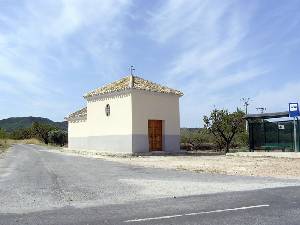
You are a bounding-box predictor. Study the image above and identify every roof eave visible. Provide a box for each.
[83,88,184,100]
[84,88,184,99]
[65,116,87,122]
[84,88,132,100]
[245,111,290,120]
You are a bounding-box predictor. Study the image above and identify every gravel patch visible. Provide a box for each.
[54,148,300,179]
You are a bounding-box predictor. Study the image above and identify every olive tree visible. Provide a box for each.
[31,122,55,144]
[203,109,245,153]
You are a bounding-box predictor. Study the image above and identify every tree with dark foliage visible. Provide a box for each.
[48,130,68,147]
[10,127,32,140]
[31,122,55,144]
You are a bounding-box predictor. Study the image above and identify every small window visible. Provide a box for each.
[105,104,110,116]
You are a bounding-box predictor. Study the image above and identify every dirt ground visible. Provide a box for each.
[53,148,300,179]
[103,155,300,179]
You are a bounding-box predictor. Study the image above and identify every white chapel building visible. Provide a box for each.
[66,75,183,153]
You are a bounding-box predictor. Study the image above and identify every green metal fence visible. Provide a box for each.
[249,120,299,151]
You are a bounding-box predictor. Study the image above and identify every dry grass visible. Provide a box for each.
[0,139,10,154]
[0,138,43,154]
[17,138,43,145]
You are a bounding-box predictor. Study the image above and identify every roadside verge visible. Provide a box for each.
[46,147,300,180]
[227,152,300,159]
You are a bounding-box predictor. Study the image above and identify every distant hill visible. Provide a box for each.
[180,128,203,133]
[0,117,67,132]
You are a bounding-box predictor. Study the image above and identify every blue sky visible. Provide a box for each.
[0,0,300,127]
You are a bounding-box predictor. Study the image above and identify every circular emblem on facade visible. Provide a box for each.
[105,104,110,116]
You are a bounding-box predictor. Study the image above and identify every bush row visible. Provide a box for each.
[0,122,67,147]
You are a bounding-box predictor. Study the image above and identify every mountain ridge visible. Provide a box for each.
[0,117,67,132]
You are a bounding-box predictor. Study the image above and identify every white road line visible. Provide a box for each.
[124,204,270,223]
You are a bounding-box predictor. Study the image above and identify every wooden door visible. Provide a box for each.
[148,120,163,151]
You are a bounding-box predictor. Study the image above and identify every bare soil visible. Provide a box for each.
[104,155,300,179]
[55,148,300,179]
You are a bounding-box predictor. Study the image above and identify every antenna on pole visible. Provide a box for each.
[241,97,250,132]
[130,65,135,76]
[256,107,266,114]
[241,97,250,114]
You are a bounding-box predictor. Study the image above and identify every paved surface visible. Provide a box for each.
[0,144,300,224]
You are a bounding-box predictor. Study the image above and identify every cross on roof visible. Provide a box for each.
[130,65,135,75]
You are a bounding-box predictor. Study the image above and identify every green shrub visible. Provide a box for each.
[8,122,65,145]
[0,128,8,139]
[233,131,248,148]
[181,129,215,150]
[10,128,32,140]
[48,130,68,146]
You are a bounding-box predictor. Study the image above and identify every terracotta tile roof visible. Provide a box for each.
[65,107,87,121]
[84,75,183,98]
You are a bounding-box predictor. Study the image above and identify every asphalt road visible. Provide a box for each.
[0,144,300,225]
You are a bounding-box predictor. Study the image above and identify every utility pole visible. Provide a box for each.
[294,117,298,152]
[241,98,250,114]
[241,98,250,132]
[289,103,299,152]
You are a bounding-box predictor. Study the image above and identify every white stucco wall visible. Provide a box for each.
[87,92,132,136]
[131,90,180,153]
[69,92,133,153]
[68,120,88,149]
[68,90,181,153]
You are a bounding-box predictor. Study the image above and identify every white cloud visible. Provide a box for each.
[1,0,299,125]
[145,0,282,126]
[0,0,132,120]
[195,67,269,94]
[252,82,300,113]
[147,0,233,44]
[150,0,258,80]
[0,0,131,71]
